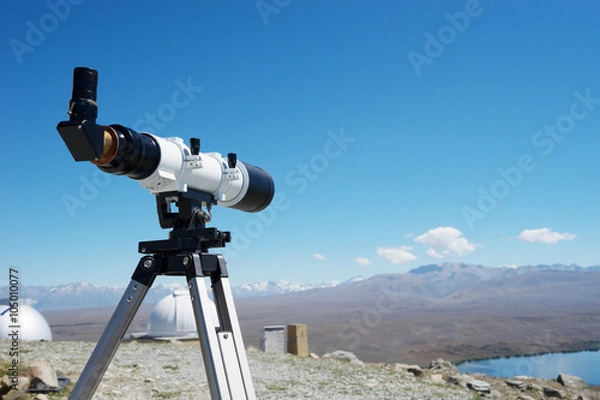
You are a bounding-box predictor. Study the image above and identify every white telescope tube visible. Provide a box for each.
[137,135,272,212]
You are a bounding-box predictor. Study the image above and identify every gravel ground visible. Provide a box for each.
[2,340,596,399]
[2,340,475,399]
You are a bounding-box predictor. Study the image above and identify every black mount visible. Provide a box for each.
[132,189,232,288]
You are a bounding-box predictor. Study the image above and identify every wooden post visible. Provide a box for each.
[287,324,308,357]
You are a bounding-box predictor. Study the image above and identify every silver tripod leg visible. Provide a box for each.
[186,253,256,400]
[69,251,255,400]
[69,278,149,400]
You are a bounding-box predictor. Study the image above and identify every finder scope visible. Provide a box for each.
[57,67,274,213]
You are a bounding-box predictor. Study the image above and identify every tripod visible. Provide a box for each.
[69,190,256,400]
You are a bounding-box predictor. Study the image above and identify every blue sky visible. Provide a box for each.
[1,1,599,287]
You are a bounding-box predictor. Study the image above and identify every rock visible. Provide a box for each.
[447,374,471,388]
[429,358,450,369]
[429,358,457,373]
[321,350,364,366]
[557,373,588,388]
[0,375,30,400]
[393,363,410,371]
[526,382,542,391]
[1,374,12,393]
[505,379,526,390]
[515,375,533,380]
[517,395,536,400]
[33,394,49,400]
[309,353,319,359]
[467,379,491,393]
[404,365,424,377]
[395,362,436,378]
[429,374,445,384]
[543,386,566,398]
[25,360,59,390]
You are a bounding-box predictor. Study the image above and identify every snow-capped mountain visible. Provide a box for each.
[0,277,364,311]
[232,276,364,298]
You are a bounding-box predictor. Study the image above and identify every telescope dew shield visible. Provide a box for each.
[229,161,274,212]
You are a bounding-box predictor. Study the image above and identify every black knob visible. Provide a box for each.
[227,153,237,168]
[190,138,200,155]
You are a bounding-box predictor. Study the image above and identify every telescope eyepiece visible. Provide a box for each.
[69,67,99,123]
[72,67,98,101]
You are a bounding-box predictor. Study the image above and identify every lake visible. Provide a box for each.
[456,351,600,385]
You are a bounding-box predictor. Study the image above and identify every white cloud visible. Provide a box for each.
[313,253,327,260]
[414,226,481,258]
[355,257,373,266]
[517,228,576,244]
[376,246,417,264]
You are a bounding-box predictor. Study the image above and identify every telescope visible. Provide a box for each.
[56,67,271,399]
[57,67,274,213]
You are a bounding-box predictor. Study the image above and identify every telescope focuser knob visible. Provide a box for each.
[227,153,237,168]
[190,138,200,155]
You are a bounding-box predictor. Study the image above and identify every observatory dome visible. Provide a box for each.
[147,290,217,338]
[0,304,53,341]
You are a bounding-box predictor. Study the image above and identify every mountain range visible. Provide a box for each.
[0,276,364,311]
[2,263,598,311]
[234,263,600,365]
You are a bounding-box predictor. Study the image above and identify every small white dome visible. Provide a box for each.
[0,304,52,341]
[147,290,218,338]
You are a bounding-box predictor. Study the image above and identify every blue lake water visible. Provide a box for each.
[456,351,600,385]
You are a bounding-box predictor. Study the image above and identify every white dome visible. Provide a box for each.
[0,304,52,341]
[147,290,218,338]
